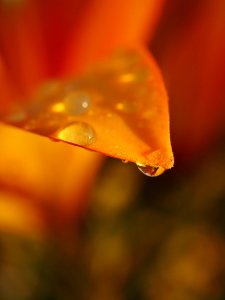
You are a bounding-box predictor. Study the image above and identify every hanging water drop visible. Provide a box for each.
[57,122,96,146]
[64,91,91,115]
[136,163,165,177]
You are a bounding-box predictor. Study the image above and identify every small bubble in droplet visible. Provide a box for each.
[64,91,91,115]
[122,159,128,164]
[136,163,165,177]
[57,122,96,146]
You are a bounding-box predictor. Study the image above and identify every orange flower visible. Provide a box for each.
[0,0,173,236]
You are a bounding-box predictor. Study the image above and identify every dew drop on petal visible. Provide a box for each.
[64,91,91,115]
[136,163,165,177]
[57,122,96,146]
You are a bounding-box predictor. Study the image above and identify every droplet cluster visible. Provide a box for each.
[4,80,97,147]
[2,50,165,176]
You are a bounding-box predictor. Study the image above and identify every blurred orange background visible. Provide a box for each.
[0,1,225,299]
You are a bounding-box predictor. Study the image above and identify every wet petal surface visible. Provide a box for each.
[2,48,174,171]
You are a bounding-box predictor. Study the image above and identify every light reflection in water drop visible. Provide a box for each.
[57,122,96,146]
[64,91,91,115]
[136,163,165,177]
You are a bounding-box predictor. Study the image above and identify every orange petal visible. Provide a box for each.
[63,0,165,74]
[33,0,81,75]
[2,46,174,173]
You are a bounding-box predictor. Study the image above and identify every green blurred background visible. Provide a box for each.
[1,137,225,300]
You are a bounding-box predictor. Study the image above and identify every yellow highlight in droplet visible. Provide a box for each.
[51,102,65,113]
[57,122,96,146]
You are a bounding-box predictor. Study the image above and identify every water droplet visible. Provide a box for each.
[136,163,165,177]
[64,91,91,115]
[57,122,96,146]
